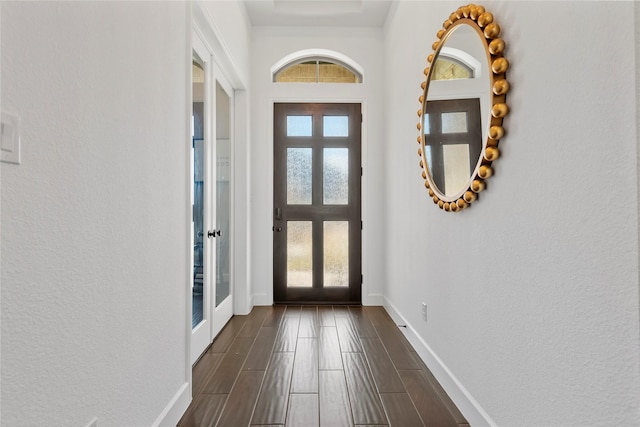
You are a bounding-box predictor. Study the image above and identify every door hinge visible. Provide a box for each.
[361,167,363,177]
[361,114,363,123]
[361,221,363,230]
[360,274,363,284]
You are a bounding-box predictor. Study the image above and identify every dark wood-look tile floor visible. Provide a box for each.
[178,305,468,427]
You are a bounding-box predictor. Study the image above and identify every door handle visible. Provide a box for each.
[275,208,282,221]
[272,226,282,232]
[207,230,220,238]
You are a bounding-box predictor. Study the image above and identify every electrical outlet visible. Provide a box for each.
[421,302,427,322]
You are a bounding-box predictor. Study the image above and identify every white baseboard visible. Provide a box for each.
[383,298,497,427]
[364,293,384,306]
[252,293,272,306]
[152,382,191,427]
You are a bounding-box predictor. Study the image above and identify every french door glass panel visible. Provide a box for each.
[215,81,231,307]
[192,58,205,329]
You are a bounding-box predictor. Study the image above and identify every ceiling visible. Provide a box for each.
[242,0,393,27]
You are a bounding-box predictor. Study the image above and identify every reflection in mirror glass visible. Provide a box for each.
[424,99,482,197]
[425,145,433,173]
[423,113,430,134]
[433,58,473,80]
[442,112,468,134]
[423,22,490,199]
[443,144,471,195]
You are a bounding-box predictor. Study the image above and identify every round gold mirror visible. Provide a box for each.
[417,4,509,212]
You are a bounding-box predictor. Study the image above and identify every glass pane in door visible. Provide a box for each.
[216,82,231,307]
[287,221,313,287]
[287,148,313,205]
[324,221,349,287]
[192,59,205,328]
[323,148,348,205]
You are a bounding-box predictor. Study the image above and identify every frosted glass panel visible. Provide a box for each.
[287,116,312,136]
[443,144,470,196]
[442,112,467,133]
[287,148,312,204]
[323,148,348,205]
[324,222,349,287]
[323,116,349,137]
[287,222,313,288]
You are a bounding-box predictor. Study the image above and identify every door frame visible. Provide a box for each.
[188,1,247,371]
[190,34,236,365]
[272,102,362,304]
[268,98,370,306]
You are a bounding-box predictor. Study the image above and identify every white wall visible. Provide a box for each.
[249,26,386,305]
[1,2,191,426]
[383,1,640,426]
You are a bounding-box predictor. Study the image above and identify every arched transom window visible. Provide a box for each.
[272,49,364,84]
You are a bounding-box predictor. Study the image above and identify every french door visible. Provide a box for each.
[190,33,233,365]
[273,103,362,304]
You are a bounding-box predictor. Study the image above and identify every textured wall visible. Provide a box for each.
[1,2,189,425]
[383,1,640,425]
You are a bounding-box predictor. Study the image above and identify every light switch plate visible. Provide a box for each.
[1,111,21,165]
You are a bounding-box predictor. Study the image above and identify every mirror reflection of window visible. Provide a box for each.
[433,57,474,80]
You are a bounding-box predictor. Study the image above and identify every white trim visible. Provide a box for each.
[151,382,191,427]
[383,297,498,427]
[253,293,272,307]
[270,48,365,83]
[193,0,246,89]
[184,0,194,406]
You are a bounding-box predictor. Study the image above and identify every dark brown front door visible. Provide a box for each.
[273,103,362,304]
